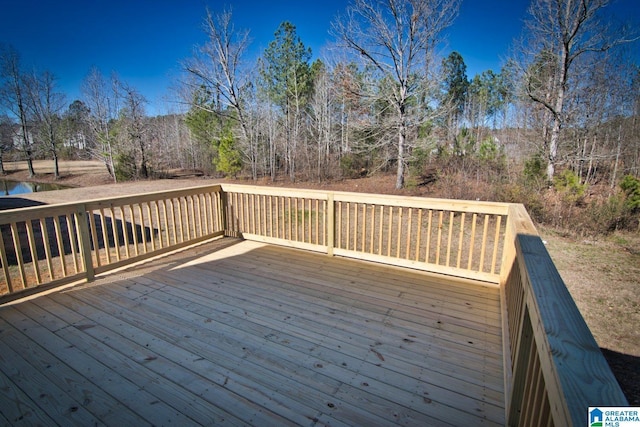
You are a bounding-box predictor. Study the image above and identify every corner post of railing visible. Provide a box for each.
[327,192,335,256]
[500,205,517,288]
[74,204,95,282]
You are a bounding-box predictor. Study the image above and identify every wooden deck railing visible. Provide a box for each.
[0,185,225,299]
[500,204,628,426]
[0,183,628,425]
[224,184,509,283]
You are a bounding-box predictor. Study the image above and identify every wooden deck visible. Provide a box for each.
[0,238,505,426]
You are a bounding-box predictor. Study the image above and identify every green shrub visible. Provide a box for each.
[553,169,586,203]
[339,153,369,178]
[620,174,640,211]
[114,152,137,182]
[214,129,242,178]
[496,182,546,223]
[523,153,546,189]
[584,195,628,234]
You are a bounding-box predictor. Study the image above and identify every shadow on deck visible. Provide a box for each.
[0,238,505,426]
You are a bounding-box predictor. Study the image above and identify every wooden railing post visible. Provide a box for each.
[75,204,95,282]
[327,192,335,256]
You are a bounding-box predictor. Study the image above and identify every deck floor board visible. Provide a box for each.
[0,238,505,426]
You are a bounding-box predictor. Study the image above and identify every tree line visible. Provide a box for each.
[1,0,639,232]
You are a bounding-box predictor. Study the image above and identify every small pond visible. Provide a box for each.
[0,180,69,196]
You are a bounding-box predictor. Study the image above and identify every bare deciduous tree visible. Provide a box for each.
[81,67,119,181]
[0,44,35,177]
[519,0,638,182]
[183,7,256,178]
[118,82,149,178]
[25,70,66,179]
[0,114,12,174]
[332,0,461,188]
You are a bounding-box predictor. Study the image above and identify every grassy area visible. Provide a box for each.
[541,227,640,356]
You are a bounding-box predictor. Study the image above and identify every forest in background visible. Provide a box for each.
[1,0,639,235]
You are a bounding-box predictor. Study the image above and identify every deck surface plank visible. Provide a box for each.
[0,238,505,426]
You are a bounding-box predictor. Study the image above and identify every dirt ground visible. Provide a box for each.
[3,159,639,405]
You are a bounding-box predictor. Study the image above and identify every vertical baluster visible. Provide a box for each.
[252,193,257,235]
[241,192,246,233]
[10,223,26,288]
[168,199,178,245]
[109,207,121,261]
[396,207,403,258]
[287,197,292,240]
[425,210,433,263]
[215,191,222,232]
[295,198,300,242]
[269,196,274,238]
[322,199,326,246]
[344,202,349,249]
[147,202,157,250]
[405,208,412,259]
[308,199,313,243]
[369,204,375,254]
[189,196,196,240]
[137,204,148,253]
[315,199,319,245]
[0,231,13,293]
[155,201,163,246]
[263,195,268,237]
[446,211,454,266]
[39,218,54,280]
[435,211,443,264]
[491,215,502,274]
[88,209,100,266]
[195,196,203,238]
[415,209,423,261]
[378,205,384,255]
[387,206,393,257]
[177,197,186,243]
[201,195,209,236]
[479,214,490,272]
[99,209,111,263]
[361,203,366,252]
[65,214,80,273]
[25,220,41,284]
[337,201,342,249]
[457,213,466,269]
[295,197,304,242]
[275,196,281,239]
[352,202,357,251]
[120,206,131,258]
[467,213,477,270]
[53,216,67,276]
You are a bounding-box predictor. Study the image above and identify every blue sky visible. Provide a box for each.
[1,0,638,115]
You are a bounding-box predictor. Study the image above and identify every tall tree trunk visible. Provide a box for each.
[396,120,406,189]
[611,123,623,189]
[53,152,59,179]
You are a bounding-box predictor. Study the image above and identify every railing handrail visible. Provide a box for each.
[501,205,628,426]
[221,183,512,214]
